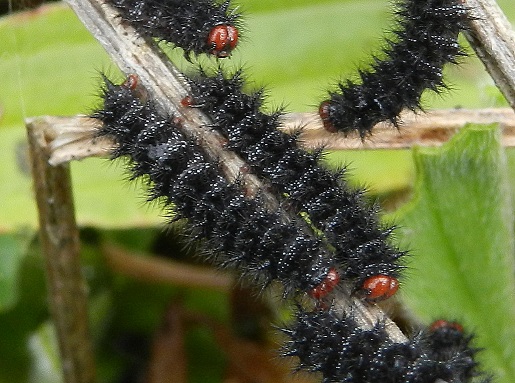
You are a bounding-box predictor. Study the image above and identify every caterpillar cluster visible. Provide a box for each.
[184,69,405,300]
[91,0,490,381]
[93,75,488,383]
[106,0,240,58]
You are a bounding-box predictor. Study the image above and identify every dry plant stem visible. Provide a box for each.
[463,0,515,110]
[44,115,111,165]
[286,108,515,149]
[45,108,515,164]
[102,243,233,292]
[26,117,96,383]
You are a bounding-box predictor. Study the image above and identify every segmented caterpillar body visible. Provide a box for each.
[318,0,469,137]
[283,309,488,383]
[94,79,335,295]
[106,0,241,57]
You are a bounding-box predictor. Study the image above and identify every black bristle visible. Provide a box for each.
[281,306,488,383]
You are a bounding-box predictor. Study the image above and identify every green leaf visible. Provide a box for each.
[392,124,515,381]
[0,236,54,383]
[0,231,33,312]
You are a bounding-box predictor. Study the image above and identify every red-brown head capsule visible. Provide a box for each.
[308,268,340,300]
[207,24,239,58]
[361,275,399,302]
[181,95,194,107]
[429,320,464,333]
[319,100,337,133]
[122,74,139,90]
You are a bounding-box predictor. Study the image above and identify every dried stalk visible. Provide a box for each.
[26,117,96,383]
[102,244,233,292]
[463,0,515,110]
[42,108,515,165]
[288,108,515,149]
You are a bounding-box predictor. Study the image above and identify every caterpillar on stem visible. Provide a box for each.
[184,68,405,298]
[84,0,492,380]
[94,75,489,383]
[318,0,470,137]
[106,0,241,58]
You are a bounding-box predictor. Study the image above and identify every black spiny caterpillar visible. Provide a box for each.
[282,308,489,383]
[106,0,240,57]
[93,75,489,383]
[318,0,470,137]
[94,78,336,295]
